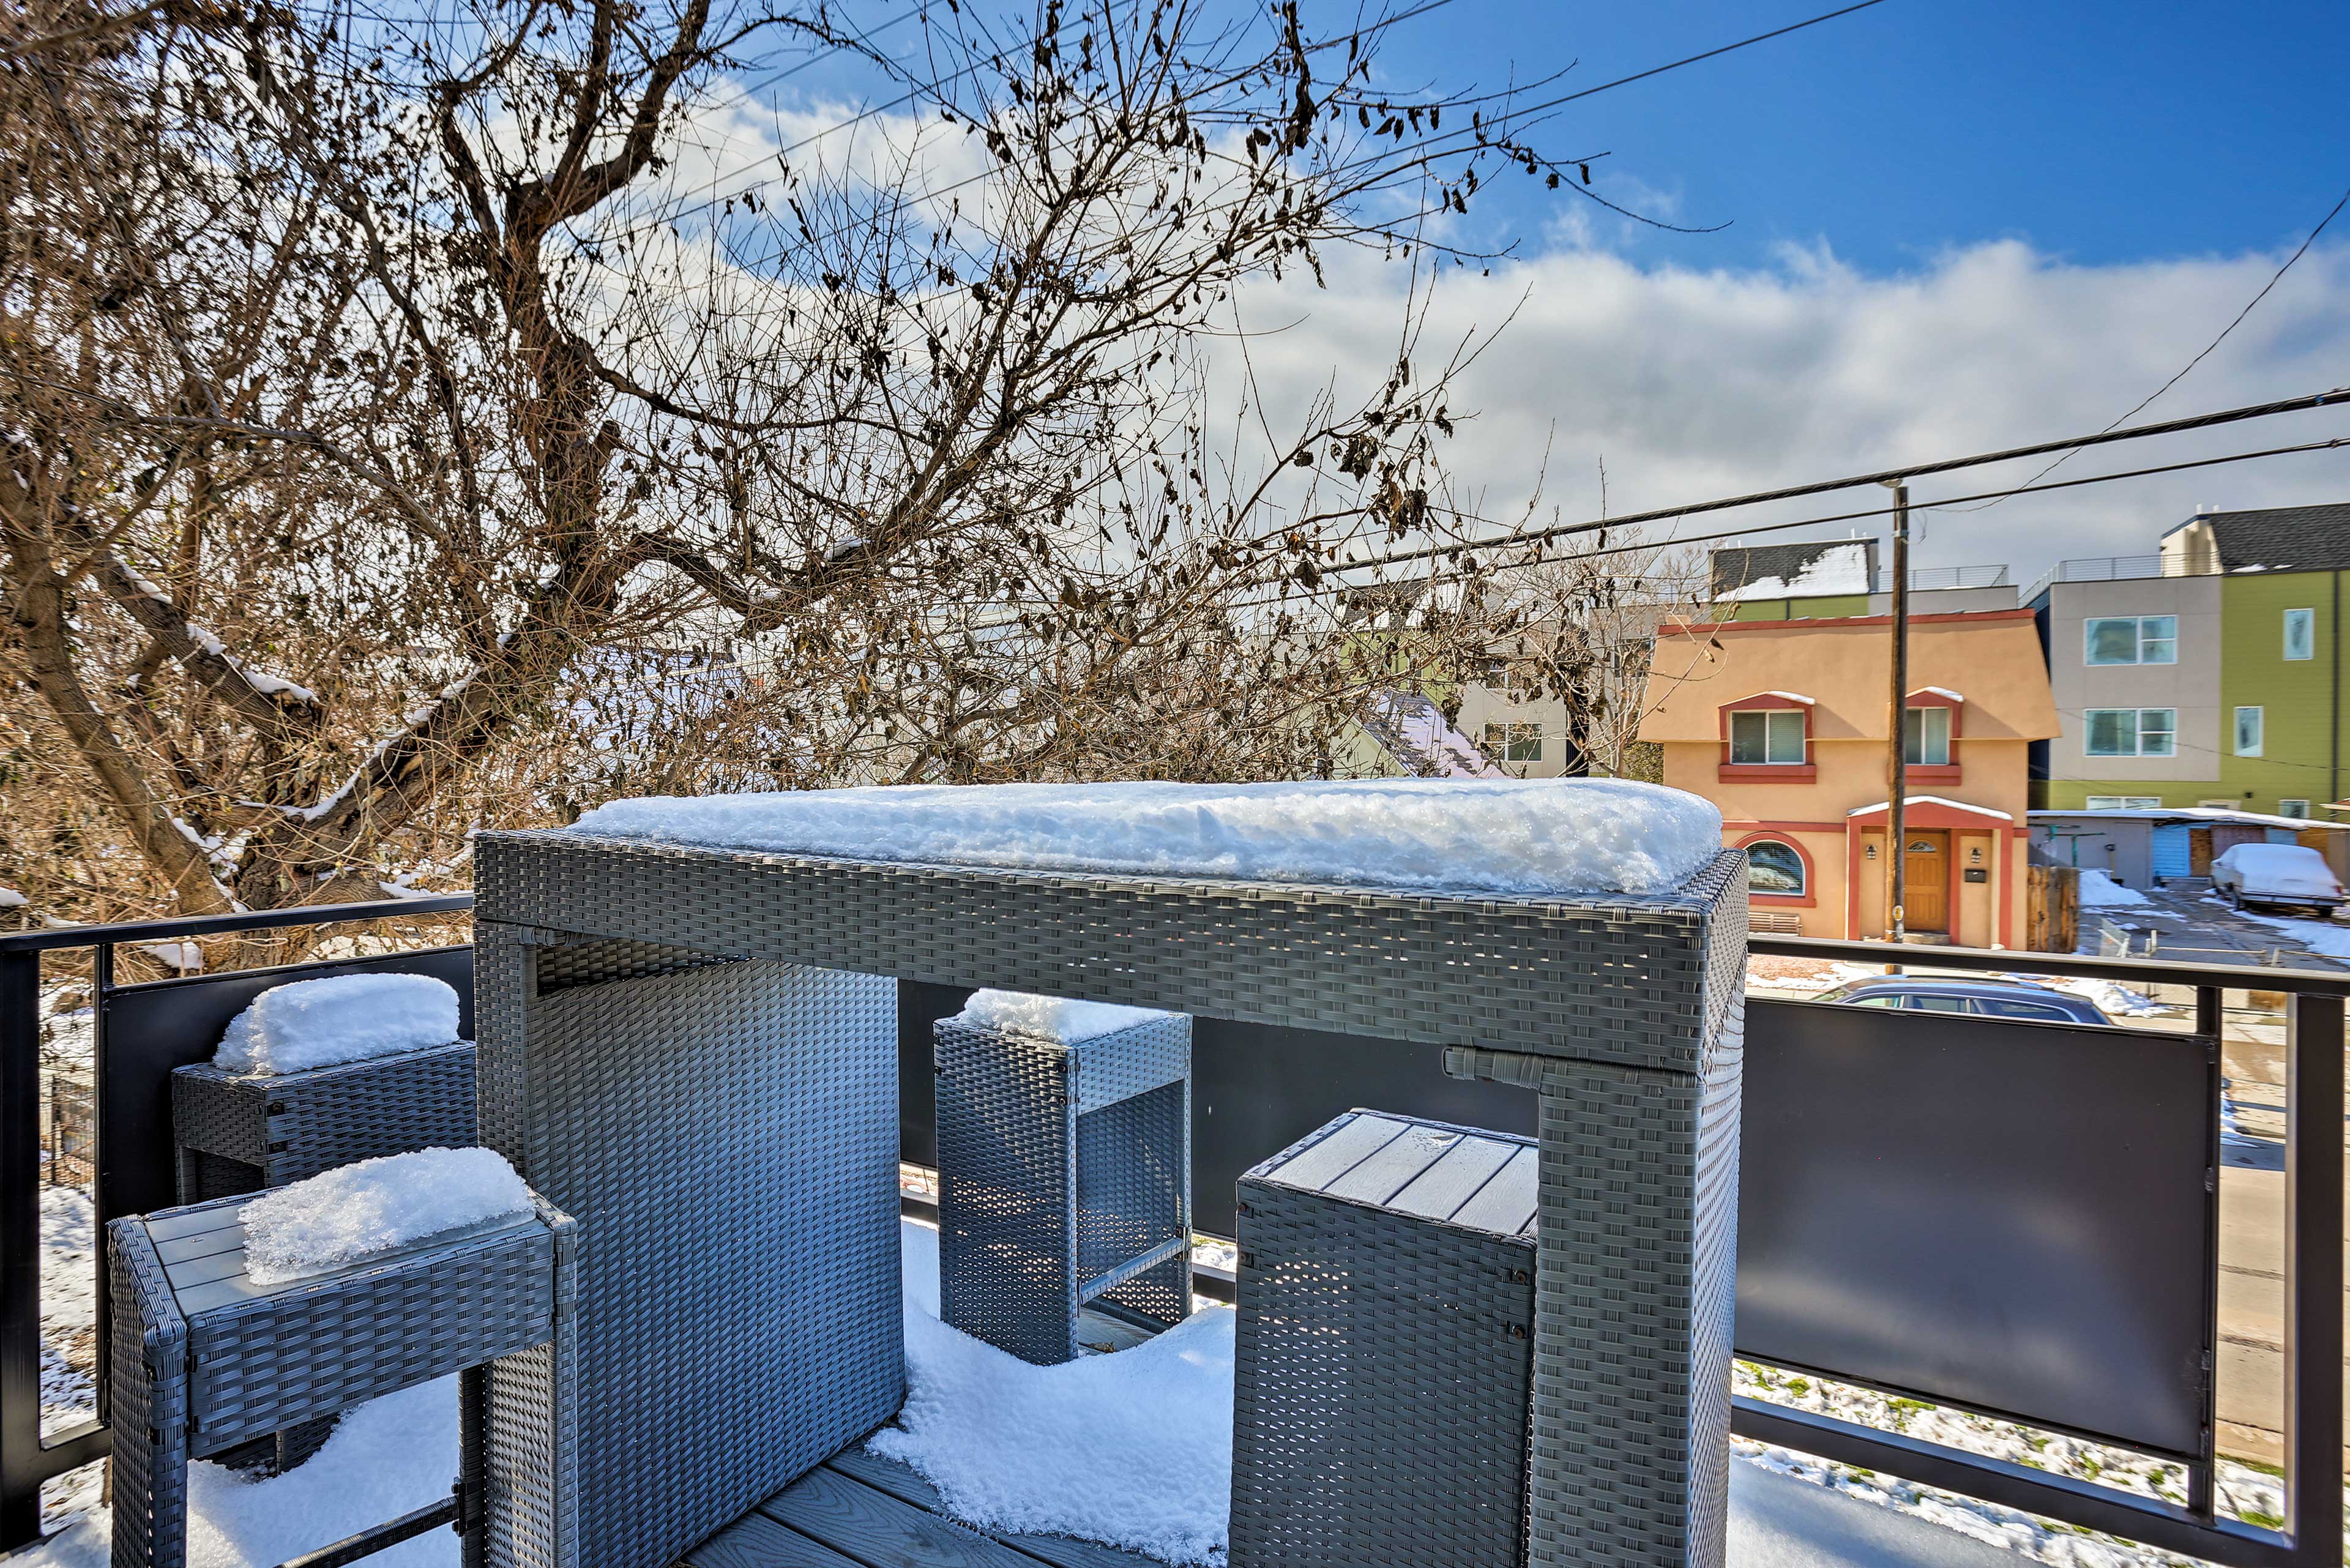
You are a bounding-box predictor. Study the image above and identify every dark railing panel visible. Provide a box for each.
[893,982,1534,1238]
[1737,996,2217,1460]
[100,947,476,1231]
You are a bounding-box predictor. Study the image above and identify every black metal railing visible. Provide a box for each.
[4,901,2343,1568]
[0,897,472,1548]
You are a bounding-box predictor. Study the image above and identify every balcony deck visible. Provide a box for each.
[682,1437,2034,1568]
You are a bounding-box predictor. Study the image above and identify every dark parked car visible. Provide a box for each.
[1808,976,2114,1026]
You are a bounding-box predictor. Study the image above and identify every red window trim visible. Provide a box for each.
[1718,692,1813,781]
[1733,831,1816,906]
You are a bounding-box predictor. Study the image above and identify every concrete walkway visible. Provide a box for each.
[1733,1463,2028,1567]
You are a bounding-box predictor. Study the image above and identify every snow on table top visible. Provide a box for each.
[953,989,1178,1043]
[241,1148,532,1285]
[567,778,1725,898]
[214,974,461,1075]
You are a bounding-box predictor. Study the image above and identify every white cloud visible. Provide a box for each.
[1226,236,2350,583]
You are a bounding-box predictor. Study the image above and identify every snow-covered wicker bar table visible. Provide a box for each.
[471,778,1747,1568]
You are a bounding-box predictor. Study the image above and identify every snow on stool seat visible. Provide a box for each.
[108,1147,576,1568]
[936,990,1192,1365]
[172,974,478,1203]
[1229,1110,1541,1568]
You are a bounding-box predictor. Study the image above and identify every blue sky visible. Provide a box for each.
[747,1,2350,573]
[1399,0,2349,274]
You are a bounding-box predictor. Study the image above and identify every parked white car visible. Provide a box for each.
[2210,843,2346,915]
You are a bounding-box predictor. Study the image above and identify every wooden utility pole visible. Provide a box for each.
[1882,481,1911,941]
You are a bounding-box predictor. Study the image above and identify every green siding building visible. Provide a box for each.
[2029,504,2350,818]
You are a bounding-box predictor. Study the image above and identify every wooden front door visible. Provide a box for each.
[1903,829,1949,933]
[2189,828,2214,876]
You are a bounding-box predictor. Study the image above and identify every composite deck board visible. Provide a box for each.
[681,1510,866,1568]
[759,1464,1051,1568]
[821,1447,1151,1568]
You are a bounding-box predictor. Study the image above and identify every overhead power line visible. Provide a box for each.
[1316,383,2350,577]
[951,428,2350,630]
[1950,178,2350,512]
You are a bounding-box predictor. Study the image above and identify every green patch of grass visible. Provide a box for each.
[2234,1507,2284,1530]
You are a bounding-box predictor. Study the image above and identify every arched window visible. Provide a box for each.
[1745,840,1807,897]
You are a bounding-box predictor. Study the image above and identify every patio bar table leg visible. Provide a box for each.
[1446,995,1744,1568]
[474,921,899,1568]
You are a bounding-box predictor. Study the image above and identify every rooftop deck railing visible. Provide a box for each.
[2023,553,2209,605]
[4,898,2343,1568]
[1871,564,2013,593]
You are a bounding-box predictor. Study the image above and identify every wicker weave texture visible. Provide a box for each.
[171,1040,479,1201]
[108,1192,576,1568]
[1230,1111,1537,1568]
[936,1012,1190,1365]
[476,836,1744,1073]
[476,928,903,1568]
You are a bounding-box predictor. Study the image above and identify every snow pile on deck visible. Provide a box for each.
[214,974,461,1075]
[875,1222,1234,1566]
[570,777,1724,897]
[241,1148,531,1284]
[954,989,1179,1043]
[2075,869,2149,909]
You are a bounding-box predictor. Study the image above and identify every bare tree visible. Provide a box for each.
[2,0,1602,920]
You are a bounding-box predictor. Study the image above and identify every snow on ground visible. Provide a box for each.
[569,778,1725,897]
[1734,1364,2303,1568]
[214,974,462,1075]
[2232,908,2350,961]
[952,990,1179,1043]
[876,1222,1234,1565]
[1744,957,1879,995]
[2076,870,2149,909]
[241,1149,532,1283]
[40,1187,96,1432]
[23,1209,2325,1568]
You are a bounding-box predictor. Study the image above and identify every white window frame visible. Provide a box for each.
[1904,705,1953,766]
[2086,795,2162,809]
[2084,707,2177,758]
[2278,799,2311,819]
[1729,708,1806,765]
[2084,614,2178,666]
[2235,706,2264,758]
[1482,720,1542,763]
[2285,608,2316,662]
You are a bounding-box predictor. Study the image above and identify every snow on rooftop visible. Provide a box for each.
[2031,806,2349,831]
[1846,796,2013,822]
[1758,690,1815,705]
[214,974,462,1075]
[1914,687,1964,703]
[241,1148,532,1285]
[953,990,1178,1043]
[1714,543,1874,602]
[567,778,1726,898]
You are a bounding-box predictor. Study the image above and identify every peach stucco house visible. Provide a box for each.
[1638,608,2062,946]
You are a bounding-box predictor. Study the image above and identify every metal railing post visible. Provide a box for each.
[1,950,43,1548]
[2285,993,2343,1566]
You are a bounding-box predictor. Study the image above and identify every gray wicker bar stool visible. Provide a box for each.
[936,1000,1192,1365]
[1229,1109,1540,1568]
[108,1189,577,1568]
[172,1040,478,1204]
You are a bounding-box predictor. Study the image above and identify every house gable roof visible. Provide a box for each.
[2175,503,2350,573]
